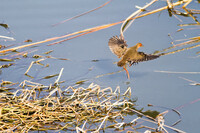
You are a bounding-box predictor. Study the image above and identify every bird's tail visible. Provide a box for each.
[117,59,126,67]
[146,54,160,61]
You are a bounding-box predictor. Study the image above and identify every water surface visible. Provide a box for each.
[0,0,200,132]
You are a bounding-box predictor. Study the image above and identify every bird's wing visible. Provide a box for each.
[108,36,128,58]
[128,52,160,66]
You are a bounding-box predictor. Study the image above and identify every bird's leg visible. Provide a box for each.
[123,66,130,79]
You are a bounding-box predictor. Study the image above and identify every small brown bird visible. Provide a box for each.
[108,35,159,79]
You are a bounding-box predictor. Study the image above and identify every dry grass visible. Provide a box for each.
[0,69,186,133]
[0,0,197,54]
[0,80,132,132]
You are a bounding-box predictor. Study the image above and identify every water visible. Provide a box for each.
[0,0,200,132]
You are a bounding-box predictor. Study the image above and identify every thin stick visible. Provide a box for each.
[159,43,200,56]
[154,70,200,74]
[123,87,131,96]
[182,0,192,8]
[0,0,188,53]
[182,7,200,24]
[141,117,186,133]
[134,1,185,19]
[167,0,172,9]
[48,28,96,46]
[94,116,109,132]
[24,61,34,75]
[95,69,123,79]
[0,35,15,41]
[120,0,158,36]
[54,68,64,85]
[52,0,112,26]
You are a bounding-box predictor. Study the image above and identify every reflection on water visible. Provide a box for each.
[0,0,200,132]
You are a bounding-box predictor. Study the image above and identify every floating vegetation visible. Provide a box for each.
[0,45,6,49]
[0,74,185,132]
[24,39,33,42]
[0,58,14,62]
[154,70,200,74]
[32,54,42,59]
[42,74,59,79]
[22,53,28,58]
[0,80,13,86]
[0,23,9,29]
[75,80,87,85]
[0,63,14,68]
[46,55,69,60]
[91,59,99,62]
[43,50,53,55]
[0,35,15,41]
[179,77,200,86]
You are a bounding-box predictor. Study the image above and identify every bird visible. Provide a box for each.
[108,35,160,79]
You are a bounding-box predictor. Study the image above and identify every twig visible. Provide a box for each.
[120,0,158,37]
[24,61,34,75]
[179,77,200,85]
[154,70,200,74]
[182,7,200,24]
[158,43,200,56]
[95,69,123,79]
[167,0,173,9]
[0,35,15,41]
[52,0,112,26]
[140,117,186,133]
[182,0,192,8]
[93,116,109,133]
[0,0,190,53]
[123,87,131,97]
[54,68,64,85]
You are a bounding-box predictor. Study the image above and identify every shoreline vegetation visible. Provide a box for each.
[0,68,185,132]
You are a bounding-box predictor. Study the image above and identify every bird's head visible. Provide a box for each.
[136,43,144,48]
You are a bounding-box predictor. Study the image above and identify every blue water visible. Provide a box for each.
[0,0,200,132]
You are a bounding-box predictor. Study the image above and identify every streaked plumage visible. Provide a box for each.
[108,35,159,79]
[108,36,128,58]
[108,36,159,67]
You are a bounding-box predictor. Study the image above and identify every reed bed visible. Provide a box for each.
[0,80,133,132]
[0,69,185,133]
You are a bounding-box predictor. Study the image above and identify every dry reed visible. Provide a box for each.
[0,0,195,53]
[0,69,185,132]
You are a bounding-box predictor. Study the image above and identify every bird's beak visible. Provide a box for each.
[139,43,144,47]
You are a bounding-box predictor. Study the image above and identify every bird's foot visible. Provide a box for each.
[123,66,130,79]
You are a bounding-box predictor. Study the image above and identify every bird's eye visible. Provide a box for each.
[121,45,124,48]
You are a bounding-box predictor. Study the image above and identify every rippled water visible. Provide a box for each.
[1,0,200,132]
